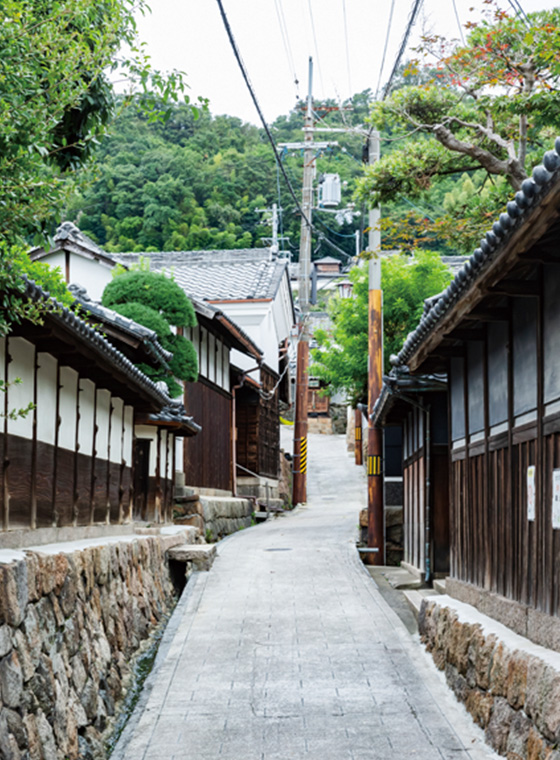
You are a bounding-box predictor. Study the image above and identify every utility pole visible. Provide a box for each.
[292,57,314,506]
[366,130,384,565]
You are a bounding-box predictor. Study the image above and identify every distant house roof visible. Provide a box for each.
[314,256,341,266]
[110,250,289,302]
[30,222,119,268]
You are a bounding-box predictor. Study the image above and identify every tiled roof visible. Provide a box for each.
[396,140,560,368]
[22,278,200,435]
[110,250,288,302]
[69,284,172,369]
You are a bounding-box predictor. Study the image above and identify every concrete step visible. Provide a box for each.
[403,589,434,620]
[433,578,447,595]
[168,543,217,571]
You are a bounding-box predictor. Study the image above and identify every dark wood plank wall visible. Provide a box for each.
[403,403,450,577]
[183,378,232,491]
[449,269,560,613]
[0,336,168,531]
[258,367,280,478]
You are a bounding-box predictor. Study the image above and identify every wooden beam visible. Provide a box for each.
[466,308,510,323]
[445,328,486,342]
[489,280,539,297]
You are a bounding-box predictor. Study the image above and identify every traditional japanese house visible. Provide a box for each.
[112,249,296,492]
[372,368,449,579]
[388,140,560,642]
[1,279,199,536]
[181,298,263,493]
[31,225,267,495]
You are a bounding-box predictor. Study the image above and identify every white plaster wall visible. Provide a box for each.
[58,367,78,451]
[216,339,223,389]
[123,406,134,466]
[110,397,124,464]
[69,257,113,301]
[175,436,184,476]
[135,425,158,476]
[77,379,96,455]
[222,344,230,392]
[200,328,208,379]
[208,333,216,384]
[36,353,57,446]
[167,434,173,481]
[40,252,66,279]
[7,337,35,439]
[96,389,111,460]
[160,430,168,481]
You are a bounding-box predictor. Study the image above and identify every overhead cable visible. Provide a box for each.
[506,0,529,24]
[273,0,300,97]
[451,0,465,45]
[215,0,312,230]
[216,0,350,264]
[306,0,325,96]
[375,0,396,99]
[342,0,353,97]
[382,0,424,100]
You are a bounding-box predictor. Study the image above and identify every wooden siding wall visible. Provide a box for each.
[0,336,138,531]
[402,397,450,577]
[236,367,280,479]
[183,379,232,491]
[449,266,560,613]
[258,367,280,479]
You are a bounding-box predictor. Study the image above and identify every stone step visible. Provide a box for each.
[168,543,217,571]
[403,589,434,620]
[433,578,446,595]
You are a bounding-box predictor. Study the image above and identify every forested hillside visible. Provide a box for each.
[66,93,372,258]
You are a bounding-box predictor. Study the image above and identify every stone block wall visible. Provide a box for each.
[0,532,187,759]
[419,595,560,760]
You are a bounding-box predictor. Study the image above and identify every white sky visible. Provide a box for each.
[132,0,560,125]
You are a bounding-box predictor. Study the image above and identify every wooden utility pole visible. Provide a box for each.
[366,130,384,565]
[354,409,363,465]
[292,57,314,506]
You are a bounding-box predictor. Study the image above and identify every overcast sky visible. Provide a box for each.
[131,0,560,125]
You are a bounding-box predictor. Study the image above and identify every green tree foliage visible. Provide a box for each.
[310,252,452,406]
[66,92,373,257]
[0,0,198,246]
[0,243,73,335]
[356,5,560,254]
[102,270,198,396]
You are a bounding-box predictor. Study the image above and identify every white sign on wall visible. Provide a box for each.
[552,469,560,530]
[527,465,536,522]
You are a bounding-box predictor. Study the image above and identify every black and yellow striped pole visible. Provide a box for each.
[355,409,363,466]
[292,337,309,505]
[367,255,384,565]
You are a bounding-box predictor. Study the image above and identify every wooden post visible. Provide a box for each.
[367,258,384,565]
[292,338,309,506]
[354,408,363,465]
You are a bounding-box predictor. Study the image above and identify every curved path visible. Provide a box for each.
[113,433,497,760]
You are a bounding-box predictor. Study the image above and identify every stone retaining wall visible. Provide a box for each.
[419,595,560,760]
[0,532,189,759]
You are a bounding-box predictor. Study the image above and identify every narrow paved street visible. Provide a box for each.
[114,433,497,760]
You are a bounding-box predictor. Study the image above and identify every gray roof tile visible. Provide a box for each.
[110,250,288,302]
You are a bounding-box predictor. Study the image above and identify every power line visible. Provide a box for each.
[306,0,325,96]
[506,0,529,24]
[382,0,424,100]
[375,0,396,100]
[215,0,351,265]
[273,0,300,98]
[451,0,465,45]
[341,0,352,97]
[215,0,311,231]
